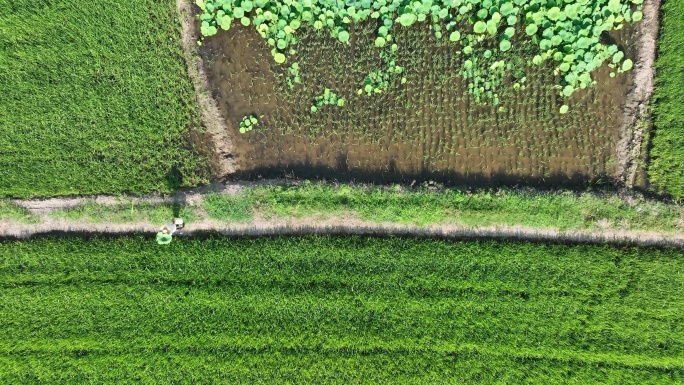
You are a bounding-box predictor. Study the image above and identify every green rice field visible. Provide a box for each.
[649,0,684,199]
[0,0,211,198]
[0,236,682,383]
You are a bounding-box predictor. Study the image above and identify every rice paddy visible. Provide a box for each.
[0,235,682,383]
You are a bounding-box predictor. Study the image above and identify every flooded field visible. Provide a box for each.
[200,21,634,187]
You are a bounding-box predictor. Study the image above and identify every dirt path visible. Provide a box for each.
[615,0,661,187]
[3,181,684,248]
[4,212,684,248]
[177,0,236,178]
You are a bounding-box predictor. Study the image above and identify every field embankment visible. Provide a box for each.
[648,0,684,198]
[0,0,212,198]
[0,236,682,383]
[2,182,684,247]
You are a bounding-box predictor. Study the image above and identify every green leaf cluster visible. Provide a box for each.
[312,88,345,112]
[239,114,259,134]
[197,0,643,106]
[358,44,403,96]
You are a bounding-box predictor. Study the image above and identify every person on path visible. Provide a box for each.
[156,218,184,244]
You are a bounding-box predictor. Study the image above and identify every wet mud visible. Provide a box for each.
[200,21,634,188]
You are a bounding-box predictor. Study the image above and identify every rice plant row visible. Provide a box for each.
[0,235,682,382]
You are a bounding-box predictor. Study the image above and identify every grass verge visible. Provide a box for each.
[0,0,211,198]
[0,235,681,383]
[0,201,40,224]
[49,201,198,225]
[648,0,684,198]
[202,184,684,231]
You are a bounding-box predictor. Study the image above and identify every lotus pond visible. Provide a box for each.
[194,0,644,186]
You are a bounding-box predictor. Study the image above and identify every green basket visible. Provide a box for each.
[156,232,172,245]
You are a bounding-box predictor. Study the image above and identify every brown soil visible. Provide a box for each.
[615,0,661,188]
[177,0,236,177]
[199,21,635,188]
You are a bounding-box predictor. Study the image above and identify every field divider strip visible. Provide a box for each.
[615,0,661,187]
[4,180,684,246]
[2,219,684,248]
[177,0,236,177]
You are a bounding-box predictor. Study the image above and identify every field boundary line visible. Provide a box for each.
[4,180,683,247]
[3,216,684,248]
[177,0,236,177]
[615,0,661,187]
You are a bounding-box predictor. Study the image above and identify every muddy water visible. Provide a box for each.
[200,22,634,187]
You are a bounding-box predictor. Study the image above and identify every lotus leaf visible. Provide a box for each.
[562,85,574,97]
[220,15,232,30]
[397,13,417,26]
[274,52,286,63]
[547,7,561,21]
[338,30,350,42]
[500,2,514,16]
[607,0,621,13]
[539,39,552,50]
[612,51,624,63]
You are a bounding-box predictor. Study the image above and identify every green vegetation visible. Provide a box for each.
[10,183,683,232]
[202,184,684,231]
[312,88,345,113]
[0,201,39,224]
[0,0,211,198]
[649,0,684,199]
[209,15,628,181]
[198,0,641,107]
[49,201,197,225]
[239,114,260,133]
[0,236,682,382]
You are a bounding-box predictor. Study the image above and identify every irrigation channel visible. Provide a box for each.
[3,180,684,248]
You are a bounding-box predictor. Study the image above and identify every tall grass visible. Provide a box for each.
[202,184,684,231]
[49,201,197,225]
[0,201,39,224]
[0,0,211,198]
[0,236,682,382]
[649,0,684,199]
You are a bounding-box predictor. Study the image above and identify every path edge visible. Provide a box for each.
[2,220,684,248]
[615,0,661,187]
[177,0,237,178]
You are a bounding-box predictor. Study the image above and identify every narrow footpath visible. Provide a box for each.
[3,181,684,248]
